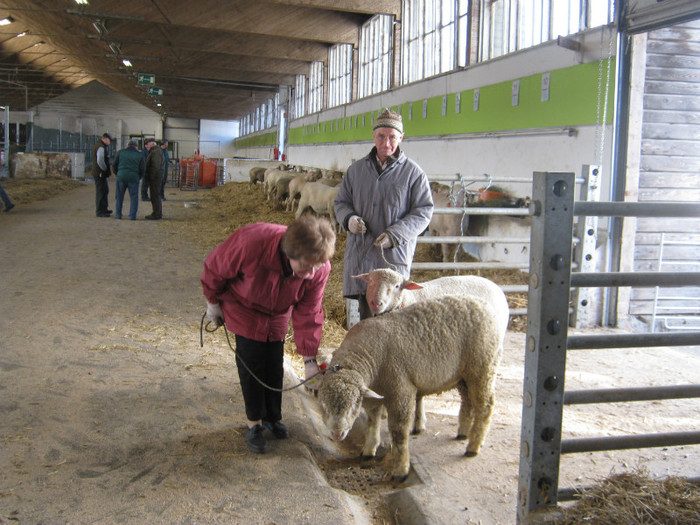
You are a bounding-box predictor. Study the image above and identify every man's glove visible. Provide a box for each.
[206,302,224,326]
[348,215,367,235]
[374,232,393,249]
[303,358,322,393]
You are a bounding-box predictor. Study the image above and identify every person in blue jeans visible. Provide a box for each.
[0,179,15,212]
[112,139,145,220]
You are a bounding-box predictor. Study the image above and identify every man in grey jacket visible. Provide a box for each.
[334,108,434,320]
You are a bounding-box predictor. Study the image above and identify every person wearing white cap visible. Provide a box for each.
[334,108,434,320]
[91,132,114,217]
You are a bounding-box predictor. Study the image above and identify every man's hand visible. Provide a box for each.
[348,215,367,235]
[374,232,392,249]
[205,302,224,326]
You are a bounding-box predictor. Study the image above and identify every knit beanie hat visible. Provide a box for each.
[373,108,403,134]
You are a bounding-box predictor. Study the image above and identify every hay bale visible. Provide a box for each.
[557,469,700,525]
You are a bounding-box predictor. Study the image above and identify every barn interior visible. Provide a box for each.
[1,1,699,524]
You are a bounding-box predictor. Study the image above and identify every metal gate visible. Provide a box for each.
[516,171,700,523]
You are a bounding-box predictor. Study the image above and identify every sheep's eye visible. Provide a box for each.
[394,284,400,289]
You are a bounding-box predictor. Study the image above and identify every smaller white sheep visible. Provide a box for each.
[295,182,341,231]
[354,268,509,337]
[318,295,502,481]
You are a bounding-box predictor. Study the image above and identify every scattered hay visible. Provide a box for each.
[557,469,700,525]
[1,177,85,204]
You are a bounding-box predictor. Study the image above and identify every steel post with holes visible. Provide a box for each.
[517,172,575,523]
[571,165,601,327]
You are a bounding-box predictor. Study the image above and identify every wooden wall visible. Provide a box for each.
[630,19,700,329]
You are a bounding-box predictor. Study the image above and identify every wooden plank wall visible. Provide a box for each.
[630,19,700,327]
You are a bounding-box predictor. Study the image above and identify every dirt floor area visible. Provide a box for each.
[0,178,698,525]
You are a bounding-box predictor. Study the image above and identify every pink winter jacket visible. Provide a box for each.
[200,222,330,357]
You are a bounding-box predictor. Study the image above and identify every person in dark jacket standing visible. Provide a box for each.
[140,138,154,202]
[201,216,336,454]
[91,133,113,217]
[112,139,145,220]
[144,139,164,220]
[159,139,169,201]
[334,108,433,320]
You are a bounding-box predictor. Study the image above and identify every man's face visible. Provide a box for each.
[372,127,403,161]
[145,141,154,150]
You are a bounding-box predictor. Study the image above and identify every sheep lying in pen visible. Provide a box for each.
[318,294,503,482]
[354,268,509,434]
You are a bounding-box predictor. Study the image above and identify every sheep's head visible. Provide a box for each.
[353,269,423,315]
[318,369,367,441]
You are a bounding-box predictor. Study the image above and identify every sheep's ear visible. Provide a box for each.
[403,281,423,291]
[353,273,370,282]
[362,387,384,400]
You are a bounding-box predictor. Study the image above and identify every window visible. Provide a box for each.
[293,74,307,119]
[358,14,394,99]
[402,0,467,84]
[309,61,324,114]
[479,0,615,62]
[328,44,353,107]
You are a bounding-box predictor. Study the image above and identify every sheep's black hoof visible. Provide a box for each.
[360,454,375,461]
[391,473,409,484]
[411,428,423,435]
[455,434,467,441]
[464,450,478,458]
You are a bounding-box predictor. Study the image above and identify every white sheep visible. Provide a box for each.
[318,295,502,482]
[286,171,321,212]
[271,175,295,210]
[295,182,341,231]
[249,166,266,186]
[353,268,509,434]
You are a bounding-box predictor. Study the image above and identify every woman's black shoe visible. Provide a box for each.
[246,424,268,453]
[262,420,289,439]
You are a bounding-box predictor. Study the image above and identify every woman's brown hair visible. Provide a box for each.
[281,215,336,262]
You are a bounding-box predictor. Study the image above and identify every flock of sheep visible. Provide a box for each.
[248,164,509,482]
[250,165,468,262]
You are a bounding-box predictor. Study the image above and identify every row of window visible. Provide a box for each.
[240,0,614,136]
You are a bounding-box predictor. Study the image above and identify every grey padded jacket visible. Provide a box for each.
[334,147,433,298]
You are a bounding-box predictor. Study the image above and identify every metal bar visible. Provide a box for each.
[411,261,529,270]
[561,431,700,454]
[567,331,700,349]
[517,172,576,522]
[574,201,700,217]
[416,235,530,244]
[427,174,535,184]
[564,384,700,404]
[432,206,531,216]
[571,272,700,288]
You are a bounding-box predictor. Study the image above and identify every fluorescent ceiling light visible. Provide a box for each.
[122,59,132,67]
[75,0,89,5]
[0,17,14,25]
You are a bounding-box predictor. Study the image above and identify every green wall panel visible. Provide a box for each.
[259,58,616,147]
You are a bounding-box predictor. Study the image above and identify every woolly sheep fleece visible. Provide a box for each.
[318,294,502,480]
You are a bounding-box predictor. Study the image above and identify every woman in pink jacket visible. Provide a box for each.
[201,215,336,454]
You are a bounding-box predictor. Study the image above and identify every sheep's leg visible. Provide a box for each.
[464,379,496,457]
[387,399,415,482]
[412,394,426,435]
[456,380,473,440]
[361,403,384,458]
